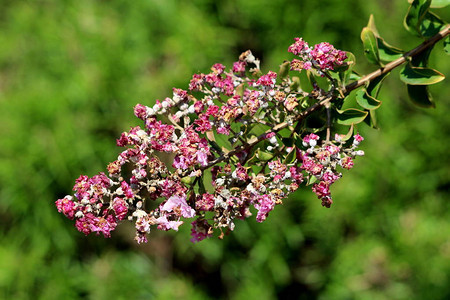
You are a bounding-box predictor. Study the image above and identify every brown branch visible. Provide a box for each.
[200,24,450,171]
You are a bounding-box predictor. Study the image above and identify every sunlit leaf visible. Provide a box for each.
[336,108,368,125]
[420,11,445,38]
[256,149,274,161]
[406,84,435,108]
[400,63,445,85]
[356,89,382,110]
[377,38,404,62]
[360,27,381,65]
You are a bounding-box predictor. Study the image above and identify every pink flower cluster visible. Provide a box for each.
[288,37,347,73]
[56,37,363,244]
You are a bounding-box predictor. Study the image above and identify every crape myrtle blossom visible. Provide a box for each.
[56,37,364,244]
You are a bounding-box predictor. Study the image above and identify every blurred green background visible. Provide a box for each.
[0,0,449,299]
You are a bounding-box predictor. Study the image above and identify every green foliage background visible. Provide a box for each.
[0,0,449,299]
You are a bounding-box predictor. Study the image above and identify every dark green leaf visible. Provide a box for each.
[198,176,206,194]
[367,72,390,98]
[363,109,378,129]
[336,108,368,125]
[281,137,294,147]
[360,27,381,65]
[420,12,445,38]
[406,84,435,108]
[283,148,296,165]
[404,0,431,37]
[400,63,445,85]
[356,89,382,110]
[411,46,433,67]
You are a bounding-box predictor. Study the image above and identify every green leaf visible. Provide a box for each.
[198,176,206,195]
[338,52,356,86]
[360,27,381,65]
[408,0,449,8]
[363,109,378,129]
[366,72,390,98]
[335,124,354,142]
[404,0,431,37]
[356,89,382,110]
[290,76,301,91]
[365,15,404,62]
[420,11,445,38]
[411,46,433,67]
[283,147,296,164]
[336,108,368,125]
[400,63,445,85]
[406,84,435,108]
[278,61,290,81]
[377,38,404,62]
[445,36,450,55]
[256,149,274,161]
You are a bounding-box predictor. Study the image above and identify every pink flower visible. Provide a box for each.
[190,219,213,243]
[90,214,117,238]
[112,197,128,221]
[232,61,246,73]
[312,181,330,199]
[288,37,309,56]
[256,71,277,87]
[134,104,147,120]
[161,195,196,218]
[155,215,184,231]
[55,196,76,219]
[341,156,354,170]
[254,194,275,223]
[196,193,215,211]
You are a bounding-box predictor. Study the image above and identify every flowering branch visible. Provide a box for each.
[56,3,449,244]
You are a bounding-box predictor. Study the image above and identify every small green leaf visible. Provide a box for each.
[278,61,290,80]
[404,0,432,37]
[306,176,318,186]
[198,176,206,194]
[400,63,445,85]
[181,176,195,185]
[378,38,404,62]
[361,27,381,65]
[445,36,450,55]
[406,84,435,108]
[290,76,300,91]
[335,124,354,142]
[256,149,274,161]
[363,109,378,129]
[336,108,368,125]
[420,11,445,38]
[356,89,382,110]
[283,148,296,164]
[338,52,356,85]
[369,110,378,128]
[366,72,390,98]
